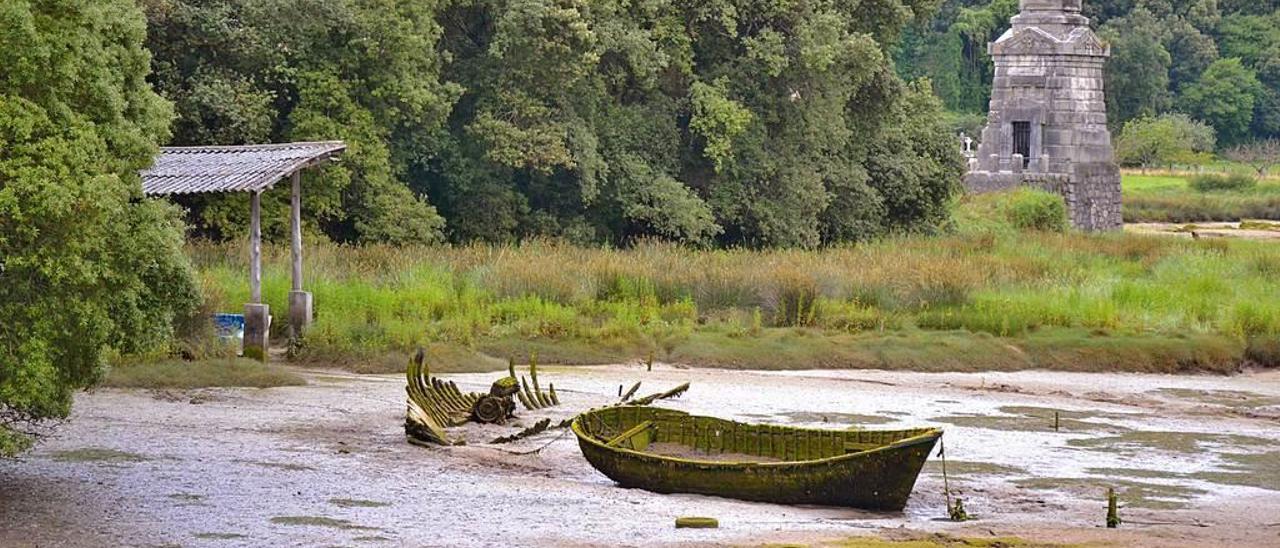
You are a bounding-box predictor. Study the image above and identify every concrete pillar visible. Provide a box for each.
[244,303,270,361]
[289,290,312,340]
[288,171,311,339]
[245,191,268,360]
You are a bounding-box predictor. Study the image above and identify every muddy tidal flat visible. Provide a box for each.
[2,365,1279,547]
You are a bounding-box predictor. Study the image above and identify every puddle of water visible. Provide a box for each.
[1155,388,1280,409]
[936,405,1131,434]
[50,448,150,463]
[922,460,1026,477]
[1067,431,1273,456]
[739,411,897,426]
[1083,467,1172,480]
[1192,451,1280,492]
[1013,477,1207,510]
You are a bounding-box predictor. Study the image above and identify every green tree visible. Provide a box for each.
[1165,20,1219,92]
[1178,58,1263,146]
[1114,113,1216,170]
[143,0,459,244]
[1101,9,1172,126]
[429,0,961,247]
[0,0,199,455]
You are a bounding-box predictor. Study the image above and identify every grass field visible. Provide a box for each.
[1123,173,1280,223]
[186,194,1280,375]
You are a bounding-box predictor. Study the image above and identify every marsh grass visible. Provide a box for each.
[188,209,1280,373]
[103,358,305,389]
[1124,174,1280,222]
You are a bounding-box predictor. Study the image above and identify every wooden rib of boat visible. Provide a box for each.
[571,406,941,511]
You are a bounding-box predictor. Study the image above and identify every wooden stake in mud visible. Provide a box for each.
[1054,411,1060,432]
[1107,487,1121,528]
[621,381,641,402]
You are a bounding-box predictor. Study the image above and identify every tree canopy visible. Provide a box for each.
[1115,113,1216,170]
[146,0,964,248]
[0,0,199,455]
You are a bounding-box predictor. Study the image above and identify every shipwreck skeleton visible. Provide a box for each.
[404,350,561,446]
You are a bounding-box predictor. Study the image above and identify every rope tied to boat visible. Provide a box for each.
[478,426,573,455]
[938,438,969,521]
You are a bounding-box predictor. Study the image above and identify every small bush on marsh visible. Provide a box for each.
[1189,173,1257,192]
[1005,189,1069,232]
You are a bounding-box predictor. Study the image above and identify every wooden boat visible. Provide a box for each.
[571,406,942,511]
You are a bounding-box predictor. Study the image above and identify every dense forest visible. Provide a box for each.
[141,0,963,248]
[895,0,1280,146]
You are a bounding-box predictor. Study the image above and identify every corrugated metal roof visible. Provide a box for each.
[140,141,346,195]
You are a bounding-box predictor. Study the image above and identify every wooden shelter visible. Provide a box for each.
[140,141,346,358]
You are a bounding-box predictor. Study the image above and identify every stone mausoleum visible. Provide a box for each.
[964,0,1122,231]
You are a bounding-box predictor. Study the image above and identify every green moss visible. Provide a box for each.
[1013,477,1206,510]
[1067,431,1273,456]
[674,516,718,528]
[269,516,376,530]
[1192,451,1280,491]
[168,492,203,501]
[194,532,248,540]
[1083,467,1182,480]
[329,498,391,508]
[242,346,266,362]
[51,448,150,463]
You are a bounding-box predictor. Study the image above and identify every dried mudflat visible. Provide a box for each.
[2,365,1279,547]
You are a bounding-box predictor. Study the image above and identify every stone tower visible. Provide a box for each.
[964,0,1122,231]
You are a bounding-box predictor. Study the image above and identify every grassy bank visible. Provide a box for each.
[103,358,305,389]
[1123,174,1280,223]
[188,209,1280,374]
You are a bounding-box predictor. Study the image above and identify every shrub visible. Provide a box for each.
[1189,173,1257,192]
[1,1,199,456]
[1005,189,1069,232]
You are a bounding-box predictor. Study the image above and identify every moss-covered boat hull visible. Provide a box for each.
[572,406,941,511]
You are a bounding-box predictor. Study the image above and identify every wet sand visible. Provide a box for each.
[2,364,1279,547]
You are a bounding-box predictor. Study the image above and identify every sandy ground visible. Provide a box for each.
[2,364,1280,547]
[1127,221,1280,240]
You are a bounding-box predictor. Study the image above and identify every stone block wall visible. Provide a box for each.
[964,0,1123,231]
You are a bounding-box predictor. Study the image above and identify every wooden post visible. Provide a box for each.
[250,190,262,303]
[290,171,302,292]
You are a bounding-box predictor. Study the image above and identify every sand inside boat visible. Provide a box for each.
[643,442,783,463]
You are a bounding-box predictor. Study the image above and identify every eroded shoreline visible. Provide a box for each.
[1,365,1278,547]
